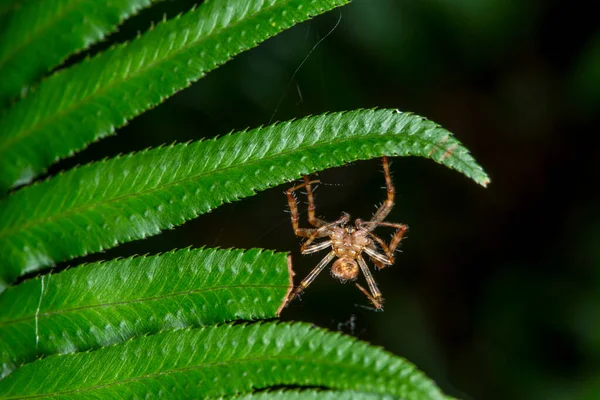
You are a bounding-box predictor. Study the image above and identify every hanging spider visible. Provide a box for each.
[284,156,408,310]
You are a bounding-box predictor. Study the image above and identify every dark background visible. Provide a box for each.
[54,0,600,398]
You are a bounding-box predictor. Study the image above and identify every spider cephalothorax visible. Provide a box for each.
[284,156,408,310]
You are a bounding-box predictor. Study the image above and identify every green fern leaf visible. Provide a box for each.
[0,109,490,287]
[223,389,405,399]
[0,247,291,378]
[0,322,448,399]
[0,0,350,191]
[0,0,157,104]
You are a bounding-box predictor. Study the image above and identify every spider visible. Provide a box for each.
[284,156,408,310]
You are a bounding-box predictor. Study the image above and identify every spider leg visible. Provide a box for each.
[366,233,394,265]
[368,256,387,270]
[285,251,336,307]
[302,240,332,254]
[356,255,384,310]
[370,156,395,224]
[364,246,393,268]
[303,176,328,227]
[286,178,326,237]
[356,283,383,310]
[358,222,408,268]
[375,222,409,255]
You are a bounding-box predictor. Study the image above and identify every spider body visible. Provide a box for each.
[284,156,408,310]
[328,223,385,281]
[330,225,365,281]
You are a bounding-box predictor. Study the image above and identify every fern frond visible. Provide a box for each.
[0,247,291,379]
[0,0,350,191]
[223,389,403,399]
[0,109,490,286]
[0,322,448,399]
[0,0,157,105]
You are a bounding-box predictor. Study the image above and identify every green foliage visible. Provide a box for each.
[0,323,448,399]
[227,390,401,399]
[0,0,350,192]
[0,0,490,398]
[0,0,157,105]
[0,247,291,378]
[0,109,489,287]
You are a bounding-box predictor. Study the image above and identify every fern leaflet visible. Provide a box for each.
[0,109,489,287]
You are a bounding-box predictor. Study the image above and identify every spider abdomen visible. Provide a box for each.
[331,258,359,281]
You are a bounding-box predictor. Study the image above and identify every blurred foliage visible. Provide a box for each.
[26,0,599,398]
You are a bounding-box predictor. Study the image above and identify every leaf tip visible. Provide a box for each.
[276,254,295,316]
[473,168,491,187]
